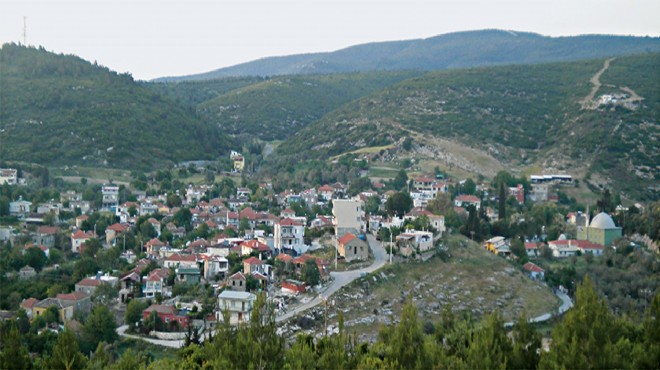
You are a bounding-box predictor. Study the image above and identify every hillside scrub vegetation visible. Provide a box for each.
[273,53,660,200]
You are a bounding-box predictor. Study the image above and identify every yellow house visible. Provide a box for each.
[233,156,245,172]
[32,298,74,322]
[483,236,510,256]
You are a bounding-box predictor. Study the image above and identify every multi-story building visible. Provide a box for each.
[101,184,119,212]
[274,218,305,252]
[332,199,363,237]
[216,290,256,324]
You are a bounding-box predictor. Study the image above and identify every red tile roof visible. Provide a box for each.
[147,268,171,281]
[244,256,263,265]
[165,253,197,262]
[523,262,545,273]
[549,239,603,249]
[77,277,102,287]
[338,233,358,245]
[145,238,166,247]
[276,254,293,263]
[107,223,128,233]
[229,272,246,281]
[56,291,90,301]
[251,272,268,280]
[279,217,303,226]
[20,297,38,309]
[242,239,270,252]
[524,242,538,250]
[71,230,94,240]
[144,304,175,315]
[456,195,480,203]
[38,226,60,234]
[189,239,209,248]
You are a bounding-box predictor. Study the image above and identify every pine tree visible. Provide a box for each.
[45,330,88,370]
[509,313,541,369]
[539,276,629,369]
[0,324,32,370]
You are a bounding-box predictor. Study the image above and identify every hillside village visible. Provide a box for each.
[1,12,660,366]
[1,147,658,352]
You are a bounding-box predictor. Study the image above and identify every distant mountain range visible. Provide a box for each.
[0,44,232,170]
[153,30,660,81]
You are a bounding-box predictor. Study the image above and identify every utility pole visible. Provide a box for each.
[389,227,393,264]
[323,296,328,337]
[22,17,27,45]
[334,234,338,269]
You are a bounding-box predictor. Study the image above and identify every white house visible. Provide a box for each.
[0,169,18,185]
[216,290,257,324]
[396,229,434,255]
[547,240,579,258]
[274,218,305,253]
[9,197,32,217]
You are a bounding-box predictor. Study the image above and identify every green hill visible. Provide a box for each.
[146,76,266,106]
[155,30,660,81]
[189,71,423,141]
[274,54,660,200]
[0,43,233,170]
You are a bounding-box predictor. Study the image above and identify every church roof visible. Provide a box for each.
[590,212,617,229]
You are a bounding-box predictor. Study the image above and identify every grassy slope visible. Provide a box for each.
[301,235,559,340]
[0,44,232,170]
[146,76,266,106]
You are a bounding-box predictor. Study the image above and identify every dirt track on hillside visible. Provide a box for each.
[580,58,615,109]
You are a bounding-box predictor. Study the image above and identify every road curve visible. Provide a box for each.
[276,234,388,322]
[117,324,185,348]
[117,234,389,346]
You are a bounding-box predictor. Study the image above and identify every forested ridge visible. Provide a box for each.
[0,44,233,170]
[149,71,423,141]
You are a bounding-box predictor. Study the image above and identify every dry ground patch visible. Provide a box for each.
[283,236,560,342]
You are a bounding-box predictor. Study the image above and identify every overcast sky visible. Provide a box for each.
[2,0,659,80]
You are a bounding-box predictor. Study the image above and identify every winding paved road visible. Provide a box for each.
[117,235,389,347]
[117,325,185,348]
[118,235,572,346]
[275,234,388,322]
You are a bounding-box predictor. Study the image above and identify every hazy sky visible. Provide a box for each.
[2,0,659,80]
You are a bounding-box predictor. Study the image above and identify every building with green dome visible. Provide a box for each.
[577,212,622,247]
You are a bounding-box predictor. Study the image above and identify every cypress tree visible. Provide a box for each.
[498,181,506,220]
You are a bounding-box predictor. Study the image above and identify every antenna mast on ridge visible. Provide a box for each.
[22,16,27,45]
